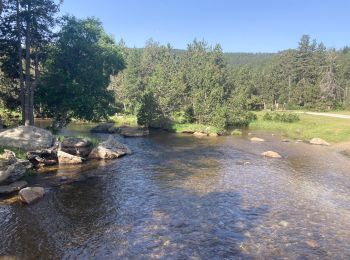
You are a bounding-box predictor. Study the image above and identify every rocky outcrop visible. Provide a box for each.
[251,137,265,142]
[0,149,16,163]
[88,135,131,160]
[90,123,117,133]
[0,126,54,150]
[19,187,45,204]
[27,148,58,167]
[0,180,27,195]
[60,137,92,157]
[119,126,149,137]
[57,151,84,164]
[261,151,282,158]
[309,138,330,146]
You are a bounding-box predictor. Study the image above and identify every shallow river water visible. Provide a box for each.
[1,125,350,259]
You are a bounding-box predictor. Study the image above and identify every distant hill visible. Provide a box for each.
[224,52,277,68]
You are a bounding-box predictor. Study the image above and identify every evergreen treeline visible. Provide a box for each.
[1,1,350,131]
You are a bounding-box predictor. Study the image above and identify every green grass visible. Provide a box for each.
[0,146,27,159]
[168,123,220,134]
[250,111,350,143]
[109,114,138,126]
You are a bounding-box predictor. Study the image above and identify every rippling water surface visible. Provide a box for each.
[1,124,350,259]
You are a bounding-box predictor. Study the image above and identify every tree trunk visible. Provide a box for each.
[24,1,32,126]
[16,0,25,125]
[30,51,39,125]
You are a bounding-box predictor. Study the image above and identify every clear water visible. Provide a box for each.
[1,125,350,259]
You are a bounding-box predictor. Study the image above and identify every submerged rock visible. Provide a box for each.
[88,135,131,160]
[309,138,330,146]
[0,180,28,194]
[0,126,54,150]
[251,137,265,142]
[57,151,84,164]
[261,151,282,158]
[19,187,45,204]
[60,137,92,157]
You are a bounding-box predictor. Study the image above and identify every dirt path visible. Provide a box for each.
[303,112,350,119]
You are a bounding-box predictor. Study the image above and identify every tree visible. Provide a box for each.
[0,0,60,125]
[37,16,125,128]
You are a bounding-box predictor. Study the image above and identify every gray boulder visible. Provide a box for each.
[88,135,131,160]
[0,126,54,151]
[119,126,149,137]
[90,123,117,133]
[27,148,58,167]
[57,151,84,164]
[0,161,27,185]
[0,180,28,195]
[60,137,92,157]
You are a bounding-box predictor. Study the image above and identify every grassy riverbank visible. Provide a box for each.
[250,112,350,143]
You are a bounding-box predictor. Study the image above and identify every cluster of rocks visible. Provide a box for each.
[0,149,43,204]
[0,126,133,203]
[90,123,149,137]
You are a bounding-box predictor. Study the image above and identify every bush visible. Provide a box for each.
[227,110,257,127]
[263,112,300,123]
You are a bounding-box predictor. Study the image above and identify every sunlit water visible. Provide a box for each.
[1,124,350,259]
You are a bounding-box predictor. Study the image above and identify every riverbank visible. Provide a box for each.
[250,111,350,143]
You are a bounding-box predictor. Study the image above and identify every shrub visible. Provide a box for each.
[263,112,300,123]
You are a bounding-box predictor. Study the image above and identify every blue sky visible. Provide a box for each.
[60,0,350,53]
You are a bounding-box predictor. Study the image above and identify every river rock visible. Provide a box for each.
[261,151,282,158]
[88,135,131,160]
[193,132,208,137]
[57,151,84,164]
[0,180,28,194]
[309,138,330,146]
[0,161,27,185]
[90,123,116,133]
[19,187,45,204]
[251,137,265,142]
[60,137,92,157]
[119,126,149,137]
[27,148,58,167]
[0,126,54,151]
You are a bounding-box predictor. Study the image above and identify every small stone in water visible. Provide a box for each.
[60,176,68,182]
[306,240,318,248]
[279,221,289,227]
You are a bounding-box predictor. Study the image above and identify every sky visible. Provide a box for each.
[60,0,350,53]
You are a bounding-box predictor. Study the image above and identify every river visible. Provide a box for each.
[0,123,350,259]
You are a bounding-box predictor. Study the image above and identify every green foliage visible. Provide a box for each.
[37,16,125,128]
[263,112,300,123]
[0,108,20,128]
[231,129,242,136]
[0,146,26,159]
[136,92,163,127]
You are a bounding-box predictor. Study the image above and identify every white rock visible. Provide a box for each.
[261,151,282,158]
[57,151,84,164]
[251,137,265,142]
[309,138,330,146]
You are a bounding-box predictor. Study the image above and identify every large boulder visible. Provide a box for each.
[88,135,131,160]
[309,138,330,146]
[0,126,54,151]
[27,148,58,167]
[90,123,117,133]
[60,137,92,157]
[119,126,149,137]
[0,161,27,185]
[57,151,84,164]
[0,180,27,195]
[19,187,45,204]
